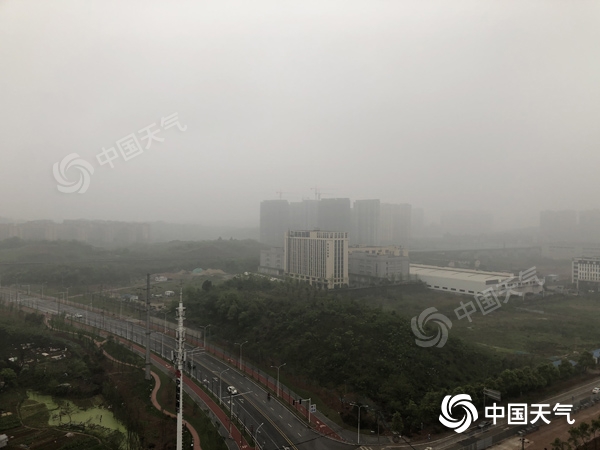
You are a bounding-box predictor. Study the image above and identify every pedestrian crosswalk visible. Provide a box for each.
[360,446,373,450]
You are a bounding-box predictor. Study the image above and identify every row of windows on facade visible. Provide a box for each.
[428,284,475,294]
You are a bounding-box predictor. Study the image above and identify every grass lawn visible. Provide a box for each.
[361,285,600,361]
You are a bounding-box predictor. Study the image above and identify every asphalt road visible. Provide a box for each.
[3,291,353,450]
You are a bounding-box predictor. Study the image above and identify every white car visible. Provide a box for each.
[227,386,238,395]
[592,387,600,394]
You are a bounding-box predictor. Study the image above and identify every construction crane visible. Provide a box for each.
[275,190,299,199]
[310,187,334,201]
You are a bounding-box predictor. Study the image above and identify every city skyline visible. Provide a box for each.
[1,1,599,230]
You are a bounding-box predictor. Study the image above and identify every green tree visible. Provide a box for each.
[537,363,559,386]
[0,368,17,387]
[559,360,575,379]
[578,422,591,448]
[568,426,582,449]
[552,438,572,450]
[392,412,404,434]
[578,352,595,372]
[590,418,600,450]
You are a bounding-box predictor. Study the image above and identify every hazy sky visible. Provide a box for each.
[1,0,599,229]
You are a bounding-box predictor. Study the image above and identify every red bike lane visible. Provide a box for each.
[119,336,251,450]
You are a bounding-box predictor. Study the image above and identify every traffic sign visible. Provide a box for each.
[310,404,316,413]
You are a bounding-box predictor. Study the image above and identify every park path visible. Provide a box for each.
[100,339,202,450]
[149,371,201,450]
[43,316,203,450]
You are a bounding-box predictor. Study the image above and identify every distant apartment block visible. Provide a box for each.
[284,230,348,289]
[441,211,493,236]
[353,199,381,246]
[260,200,290,248]
[289,200,319,231]
[348,245,409,285]
[0,220,150,247]
[542,242,600,260]
[572,257,600,291]
[258,247,285,276]
[380,203,411,247]
[318,198,352,234]
[0,223,21,241]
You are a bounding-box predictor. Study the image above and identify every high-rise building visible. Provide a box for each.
[540,210,578,242]
[353,199,381,246]
[380,203,411,247]
[289,200,319,231]
[20,220,57,241]
[260,200,290,247]
[317,198,352,235]
[284,230,348,289]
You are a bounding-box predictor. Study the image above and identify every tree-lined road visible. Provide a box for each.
[2,289,353,450]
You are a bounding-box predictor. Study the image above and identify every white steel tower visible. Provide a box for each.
[175,289,186,450]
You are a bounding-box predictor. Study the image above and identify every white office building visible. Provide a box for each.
[572,257,600,291]
[284,230,349,289]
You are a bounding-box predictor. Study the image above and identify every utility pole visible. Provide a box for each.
[175,288,186,450]
[145,273,151,381]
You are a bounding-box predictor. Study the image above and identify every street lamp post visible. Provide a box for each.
[255,423,264,449]
[58,292,66,315]
[270,363,286,398]
[218,368,229,406]
[350,403,368,444]
[235,340,248,372]
[199,324,211,349]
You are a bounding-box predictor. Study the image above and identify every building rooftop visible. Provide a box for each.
[410,264,514,283]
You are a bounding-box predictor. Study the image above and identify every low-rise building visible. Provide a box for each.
[348,246,409,285]
[410,264,544,296]
[572,256,600,291]
[258,247,285,277]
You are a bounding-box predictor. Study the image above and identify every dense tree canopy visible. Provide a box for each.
[182,276,572,431]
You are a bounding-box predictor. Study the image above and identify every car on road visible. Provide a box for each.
[74,314,83,318]
[592,387,600,394]
[227,386,238,395]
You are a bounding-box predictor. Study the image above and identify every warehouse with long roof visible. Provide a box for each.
[410,264,544,296]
